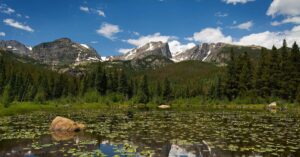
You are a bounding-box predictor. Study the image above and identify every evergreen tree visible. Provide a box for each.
[79,76,88,96]
[238,52,253,97]
[278,39,290,99]
[96,67,107,95]
[137,75,150,104]
[1,83,13,108]
[210,76,222,99]
[296,86,300,104]
[127,80,134,99]
[118,70,128,95]
[255,48,271,97]
[163,78,172,102]
[287,42,300,101]
[0,58,5,94]
[269,46,280,97]
[224,49,239,100]
[156,82,162,97]
[34,85,46,104]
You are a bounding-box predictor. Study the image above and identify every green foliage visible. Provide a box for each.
[162,78,172,102]
[1,40,300,108]
[34,86,46,104]
[223,40,300,103]
[224,49,239,100]
[1,84,13,107]
[137,75,150,104]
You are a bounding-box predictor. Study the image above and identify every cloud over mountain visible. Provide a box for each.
[96,23,121,40]
[3,18,34,32]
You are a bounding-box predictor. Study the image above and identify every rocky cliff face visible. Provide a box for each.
[172,43,228,63]
[31,38,101,66]
[0,40,31,55]
[114,41,172,61]
[172,42,264,63]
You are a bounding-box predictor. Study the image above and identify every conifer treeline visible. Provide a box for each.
[0,51,176,106]
[0,53,80,107]
[1,40,300,107]
[220,40,300,103]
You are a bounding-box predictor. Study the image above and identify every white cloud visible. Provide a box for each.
[186,27,233,43]
[96,22,121,40]
[126,32,177,47]
[97,10,105,17]
[268,0,300,27]
[235,25,300,48]
[185,25,300,49]
[90,41,98,44]
[80,6,106,17]
[3,19,34,32]
[79,6,89,13]
[168,40,196,55]
[118,48,133,54]
[231,21,253,30]
[215,12,228,17]
[0,4,15,14]
[0,32,5,36]
[271,16,300,26]
[222,0,255,5]
[267,0,300,17]
[133,31,140,36]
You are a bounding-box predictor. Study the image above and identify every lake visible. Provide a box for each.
[0,108,300,157]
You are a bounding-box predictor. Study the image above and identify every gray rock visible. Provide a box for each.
[31,38,101,66]
[0,40,31,55]
[114,41,172,61]
[172,42,228,63]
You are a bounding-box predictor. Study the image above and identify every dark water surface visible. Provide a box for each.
[0,109,300,157]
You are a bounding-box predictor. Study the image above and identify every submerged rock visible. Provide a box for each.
[50,116,85,132]
[158,104,171,109]
[51,131,76,141]
[268,102,277,109]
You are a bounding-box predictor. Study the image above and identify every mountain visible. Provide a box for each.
[0,40,31,55]
[0,38,264,74]
[113,41,172,61]
[31,38,101,66]
[172,42,263,63]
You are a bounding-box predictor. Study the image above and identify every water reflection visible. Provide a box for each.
[51,131,76,141]
[0,133,298,157]
[1,110,300,157]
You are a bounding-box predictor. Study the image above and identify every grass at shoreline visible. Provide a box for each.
[0,97,298,117]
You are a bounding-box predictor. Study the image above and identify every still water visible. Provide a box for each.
[0,109,300,157]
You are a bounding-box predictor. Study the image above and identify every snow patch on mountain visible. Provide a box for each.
[87,57,100,61]
[202,50,211,61]
[101,56,108,61]
[146,42,155,51]
[80,44,90,49]
[76,51,82,62]
[27,46,32,51]
[168,40,196,56]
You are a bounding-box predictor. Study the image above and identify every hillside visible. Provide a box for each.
[143,60,221,83]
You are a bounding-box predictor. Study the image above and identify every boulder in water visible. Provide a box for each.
[158,104,171,109]
[50,116,85,132]
[267,102,277,109]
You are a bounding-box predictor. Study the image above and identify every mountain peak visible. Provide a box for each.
[114,41,172,61]
[31,38,101,66]
[54,38,72,43]
[0,40,31,55]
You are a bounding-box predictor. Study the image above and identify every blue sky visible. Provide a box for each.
[1,0,300,56]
